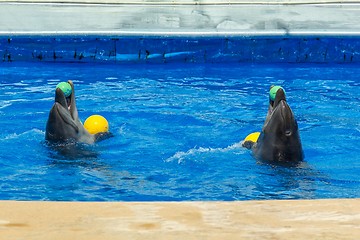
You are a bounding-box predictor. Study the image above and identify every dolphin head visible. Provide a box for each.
[45,80,83,142]
[254,88,303,162]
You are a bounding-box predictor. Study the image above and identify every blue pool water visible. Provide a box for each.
[0,62,359,201]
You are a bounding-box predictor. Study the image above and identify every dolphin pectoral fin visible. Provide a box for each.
[94,132,114,142]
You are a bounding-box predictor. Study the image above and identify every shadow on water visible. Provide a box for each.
[257,158,304,168]
[252,159,323,199]
[44,140,99,161]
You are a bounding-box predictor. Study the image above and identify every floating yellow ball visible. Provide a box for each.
[84,115,109,134]
[244,132,260,143]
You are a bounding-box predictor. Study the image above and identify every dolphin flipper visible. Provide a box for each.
[94,132,114,142]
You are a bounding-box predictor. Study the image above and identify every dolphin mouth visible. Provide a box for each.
[56,97,71,110]
[54,85,75,120]
[54,103,70,122]
[56,96,73,119]
[66,97,71,111]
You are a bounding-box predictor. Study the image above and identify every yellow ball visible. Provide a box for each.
[84,115,109,134]
[244,132,260,143]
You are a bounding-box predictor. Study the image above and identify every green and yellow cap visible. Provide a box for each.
[269,85,285,101]
[56,82,72,97]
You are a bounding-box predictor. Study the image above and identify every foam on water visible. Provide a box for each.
[166,141,245,164]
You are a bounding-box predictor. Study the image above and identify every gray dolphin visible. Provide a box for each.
[45,80,110,144]
[243,87,303,163]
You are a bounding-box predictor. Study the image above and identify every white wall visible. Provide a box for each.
[0,0,359,4]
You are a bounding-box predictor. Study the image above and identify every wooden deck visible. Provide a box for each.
[1,199,359,239]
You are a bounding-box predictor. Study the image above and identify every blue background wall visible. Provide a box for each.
[1,37,360,63]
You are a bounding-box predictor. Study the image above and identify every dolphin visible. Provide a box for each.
[45,80,110,144]
[243,87,304,163]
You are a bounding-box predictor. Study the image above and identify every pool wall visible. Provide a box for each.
[2,2,360,64]
[2,36,360,63]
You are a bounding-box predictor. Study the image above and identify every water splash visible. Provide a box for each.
[166,141,245,164]
[1,129,44,141]
[0,101,12,109]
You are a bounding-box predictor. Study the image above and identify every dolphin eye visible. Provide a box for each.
[285,130,292,136]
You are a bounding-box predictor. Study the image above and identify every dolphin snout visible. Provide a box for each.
[279,100,289,119]
[277,100,296,135]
